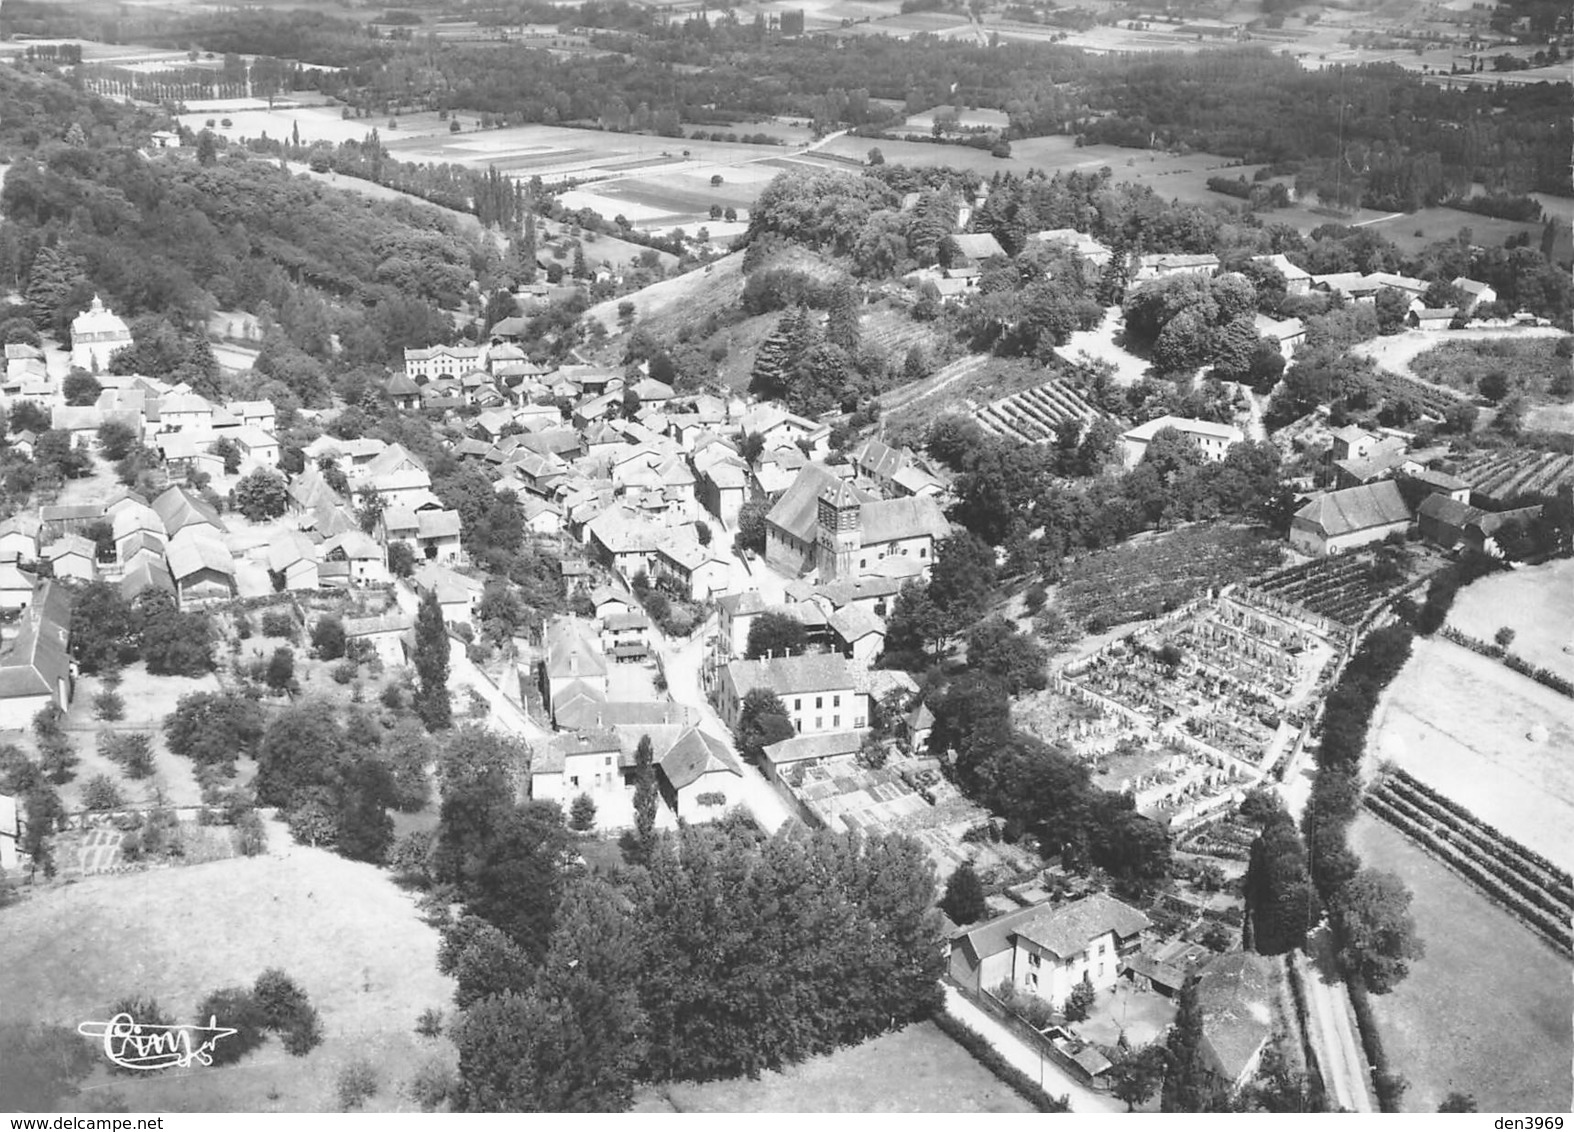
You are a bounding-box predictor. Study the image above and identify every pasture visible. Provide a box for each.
[1365,207,1547,256]
[1348,816,1573,1114]
[0,833,457,1112]
[1445,558,1574,687]
[632,1020,1036,1112]
[1365,636,1574,872]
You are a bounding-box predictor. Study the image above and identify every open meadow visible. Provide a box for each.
[1364,206,1551,257]
[1348,815,1573,1113]
[632,1020,1036,1112]
[1445,559,1574,686]
[1365,635,1574,872]
[0,830,457,1112]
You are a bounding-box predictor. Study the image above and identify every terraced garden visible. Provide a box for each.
[1365,767,1574,956]
[1366,367,1463,419]
[974,379,1104,443]
[1455,448,1574,507]
[1244,555,1407,630]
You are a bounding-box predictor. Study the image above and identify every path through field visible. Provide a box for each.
[1352,325,1566,383]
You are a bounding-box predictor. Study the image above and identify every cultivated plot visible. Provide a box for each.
[1348,816,1574,1113]
[1366,636,1574,872]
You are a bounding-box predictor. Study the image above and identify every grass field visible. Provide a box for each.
[1348,816,1573,1114]
[1366,636,1574,872]
[0,830,456,1112]
[631,1020,1036,1112]
[1364,207,1547,256]
[1446,559,1574,685]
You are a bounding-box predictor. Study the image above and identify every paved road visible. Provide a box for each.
[941,985,1126,1114]
[1293,936,1375,1113]
[653,614,795,834]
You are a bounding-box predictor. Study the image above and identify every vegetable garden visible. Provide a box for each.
[974,378,1103,444]
[1244,554,1409,630]
[1455,448,1574,507]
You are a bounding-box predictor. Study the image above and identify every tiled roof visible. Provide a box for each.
[726,653,858,698]
[760,729,864,766]
[167,528,235,580]
[1293,481,1411,538]
[860,496,951,545]
[1196,952,1275,1084]
[0,581,71,699]
[659,727,742,789]
[1011,893,1151,959]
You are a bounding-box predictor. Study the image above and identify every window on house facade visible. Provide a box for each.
[855,715,866,728]
[816,696,823,709]
[815,717,822,729]
[833,715,840,727]
[570,776,579,787]
[919,547,928,559]
[1028,952,1041,968]
[795,698,802,710]
[1027,973,1038,989]
[833,694,840,707]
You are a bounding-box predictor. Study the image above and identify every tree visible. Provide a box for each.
[733,688,794,761]
[1063,975,1096,1022]
[194,987,268,1067]
[569,792,597,831]
[96,419,136,462]
[62,370,101,405]
[266,646,296,693]
[1373,286,1411,334]
[1110,1044,1167,1112]
[413,590,452,731]
[939,858,987,925]
[694,520,711,547]
[1333,868,1424,994]
[1477,369,1510,403]
[744,612,808,659]
[312,614,346,660]
[632,734,657,857]
[164,690,265,770]
[68,581,141,673]
[233,468,289,522]
[388,540,416,577]
[1244,807,1321,956]
[1243,1033,1318,1112]
[141,599,214,677]
[357,486,385,534]
[453,879,646,1111]
[733,497,771,556]
[1438,1092,1477,1112]
[211,437,242,474]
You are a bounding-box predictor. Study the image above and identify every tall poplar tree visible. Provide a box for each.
[413,589,452,731]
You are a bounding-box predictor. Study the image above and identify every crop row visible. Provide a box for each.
[1384,767,1572,890]
[974,380,1099,443]
[1370,785,1574,917]
[1458,450,1574,503]
[1367,369,1463,418]
[1366,794,1574,956]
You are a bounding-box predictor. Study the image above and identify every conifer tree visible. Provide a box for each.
[825,280,861,353]
[413,589,452,731]
[749,309,797,400]
[633,734,657,855]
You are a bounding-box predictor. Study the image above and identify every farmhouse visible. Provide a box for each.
[0,562,36,611]
[950,232,1008,263]
[1251,254,1312,294]
[1136,253,1219,281]
[341,611,413,667]
[1121,416,1244,468]
[541,619,610,719]
[0,581,73,729]
[1289,481,1412,556]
